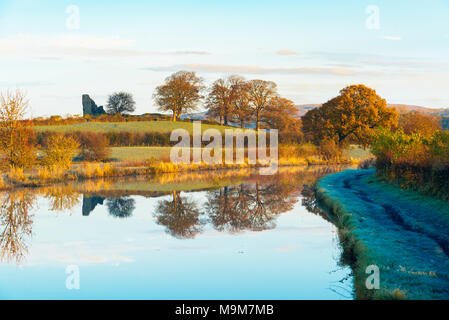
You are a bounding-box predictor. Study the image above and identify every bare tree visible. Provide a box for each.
[247,80,278,131]
[106,91,136,115]
[153,71,204,121]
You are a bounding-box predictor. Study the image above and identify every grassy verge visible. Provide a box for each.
[316,169,449,300]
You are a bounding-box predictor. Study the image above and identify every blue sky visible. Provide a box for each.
[0,0,449,116]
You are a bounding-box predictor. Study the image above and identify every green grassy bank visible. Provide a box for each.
[316,169,449,300]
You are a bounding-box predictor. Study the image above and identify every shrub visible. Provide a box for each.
[318,139,342,161]
[79,132,111,162]
[43,135,80,170]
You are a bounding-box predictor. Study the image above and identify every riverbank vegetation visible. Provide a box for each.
[2,78,386,189]
[371,127,449,200]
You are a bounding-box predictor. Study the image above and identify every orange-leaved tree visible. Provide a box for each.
[153,71,204,122]
[0,90,36,169]
[302,84,398,147]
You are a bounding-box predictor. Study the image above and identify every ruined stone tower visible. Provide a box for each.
[82,94,106,116]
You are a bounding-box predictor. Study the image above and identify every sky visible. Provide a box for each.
[0,0,449,117]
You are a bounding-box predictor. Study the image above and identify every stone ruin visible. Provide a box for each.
[82,94,106,116]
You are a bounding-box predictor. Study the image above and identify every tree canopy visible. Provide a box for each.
[153,71,204,121]
[106,91,136,115]
[247,80,278,131]
[398,112,441,137]
[302,84,398,146]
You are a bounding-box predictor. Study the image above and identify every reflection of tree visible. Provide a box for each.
[106,197,136,219]
[45,186,80,212]
[0,191,35,265]
[301,184,322,215]
[207,185,252,233]
[154,191,204,239]
[207,181,299,233]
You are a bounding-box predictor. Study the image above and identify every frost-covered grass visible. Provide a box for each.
[317,169,449,300]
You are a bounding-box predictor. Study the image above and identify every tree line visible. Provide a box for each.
[104,71,301,139]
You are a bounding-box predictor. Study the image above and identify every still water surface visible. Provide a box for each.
[0,167,353,299]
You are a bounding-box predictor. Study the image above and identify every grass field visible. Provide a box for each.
[110,147,172,162]
[34,121,235,134]
[346,145,373,160]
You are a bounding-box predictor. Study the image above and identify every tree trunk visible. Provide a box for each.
[256,110,260,131]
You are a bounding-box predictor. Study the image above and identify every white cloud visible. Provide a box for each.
[145,64,358,76]
[277,50,297,56]
[0,34,210,59]
[382,36,402,41]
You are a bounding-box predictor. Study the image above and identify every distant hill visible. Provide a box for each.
[296,104,449,117]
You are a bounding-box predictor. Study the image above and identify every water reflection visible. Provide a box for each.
[154,191,205,239]
[206,181,299,233]
[106,197,136,219]
[82,196,105,216]
[45,186,80,212]
[0,191,35,265]
[0,166,348,265]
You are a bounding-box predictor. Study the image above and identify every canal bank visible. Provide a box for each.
[316,169,449,300]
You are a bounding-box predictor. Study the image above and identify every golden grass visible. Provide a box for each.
[7,166,25,183]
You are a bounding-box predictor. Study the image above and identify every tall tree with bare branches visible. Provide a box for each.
[153,71,204,121]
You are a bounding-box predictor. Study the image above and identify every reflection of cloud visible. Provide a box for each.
[277,247,296,252]
[114,255,134,263]
[382,36,402,41]
[0,81,55,87]
[145,64,359,76]
[80,254,107,263]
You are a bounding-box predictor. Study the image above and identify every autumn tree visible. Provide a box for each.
[398,112,441,137]
[230,79,253,128]
[106,91,136,115]
[247,80,278,131]
[206,75,246,126]
[153,71,204,121]
[302,84,398,147]
[42,134,80,170]
[262,97,303,143]
[79,132,110,162]
[0,90,36,168]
